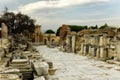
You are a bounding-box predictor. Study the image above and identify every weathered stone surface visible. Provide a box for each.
[1,23,8,38]
[0,73,22,80]
[116,42,120,61]
[37,46,120,80]
[33,61,49,76]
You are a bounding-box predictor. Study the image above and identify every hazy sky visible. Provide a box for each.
[0,0,120,32]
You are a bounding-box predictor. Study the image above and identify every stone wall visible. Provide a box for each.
[79,32,115,60]
[59,24,70,45]
[27,25,43,43]
[116,42,120,61]
[43,34,60,45]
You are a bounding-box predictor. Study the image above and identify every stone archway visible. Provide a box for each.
[51,39,55,43]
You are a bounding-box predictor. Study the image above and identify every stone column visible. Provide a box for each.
[80,43,84,54]
[88,46,91,56]
[72,35,76,53]
[96,48,100,58]
[1,23,8,38]
[66,36,69,45]
[91,48,95,57]
[83,46,86,55]
[99,36,103,46]
[116,42,120,61]
[100,47,107,60]
[100,47,103,58]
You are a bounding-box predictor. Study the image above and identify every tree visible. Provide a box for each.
[14,12,35,34]
[69,25,88,32]
[89,25,98,29]
[56,27,61,36]
[45,29,55,34]
[99,23,108,29]
[1,12,15,33]
[0,11,35,34]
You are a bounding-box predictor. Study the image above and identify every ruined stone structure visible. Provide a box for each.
[34,25,42,42]
[76,29,92,53]
[59,24,70,45]
[66,31,76,52]
[27,25,60,46]
[0,73,22,80]
[116,29,120,61]
[79,29,116,61]
[59,24,79,52]
[0,33,48,80]
[28,25,43,43]
[43,33,60,47]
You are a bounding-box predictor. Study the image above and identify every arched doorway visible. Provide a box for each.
[52,39,55,43]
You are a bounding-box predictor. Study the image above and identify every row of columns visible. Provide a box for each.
[81,44,108,60]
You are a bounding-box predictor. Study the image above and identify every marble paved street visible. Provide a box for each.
[36,46,120,80]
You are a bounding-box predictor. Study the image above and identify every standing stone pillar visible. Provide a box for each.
[80,43,84,54]
[83,46,86,55]
[91,47,95,57]
[88,46,91,56]
[35,33,37,42]
[1,23,8,38]
[66,36,69,45]
[116,42,120,61]
[96,48,100,58]
[100,47,104,59]
[99,36,103,46]
[72,35,76,53]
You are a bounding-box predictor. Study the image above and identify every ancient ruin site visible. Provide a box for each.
[0,0,120,80]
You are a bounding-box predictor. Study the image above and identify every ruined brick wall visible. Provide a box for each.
[59,24,70,44]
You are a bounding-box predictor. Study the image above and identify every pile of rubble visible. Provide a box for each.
[0,34,56,80]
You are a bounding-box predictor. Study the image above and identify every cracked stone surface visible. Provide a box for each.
[36,46,120,80]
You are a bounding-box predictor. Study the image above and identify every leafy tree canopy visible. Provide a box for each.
[68,25,88,32]
[99,23,117,30]
[56,27,61,36]
[99,23,108,29]
[89,25,98,29]
[45,29,55,34]
[0,9,35,35]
